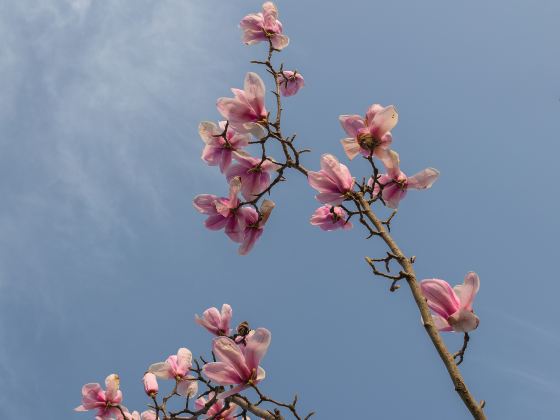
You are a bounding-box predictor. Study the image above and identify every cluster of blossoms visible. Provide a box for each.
[76,304,273,419]
[194,2,304,255]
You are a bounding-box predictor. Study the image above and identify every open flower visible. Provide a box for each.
[308,154,355,205]
[148,348,198,397]
[217,72,268,136]
[238,200,275,255]
[370,151,439,208]
[195,304,233,336]
[195,392,241,420]
[310,205,352,231]
[240,2,289,50]
[339,104,398,161]
[193,177,256,242]
[225,152,280,201]
[420,272,481,332]
[203,328,271,399]
[199,121,250,172]
[75,374,125,419]
[279,71,304,97]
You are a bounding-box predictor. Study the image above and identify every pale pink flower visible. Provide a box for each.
[370,151,439,208]
[193,177,256,242]
[420,272,481,332]
[199,121,250,172]
[75,374,125,419]
[279,71,304,97]
[195,304,233,336]
[195,392,240,419]
[217,72,268,136]
[125,411,156,420]
[148,348,198,398]
[143,372,158,397]
[310,205,352,231]
[225,152,281,201]
[308,154,355,205]
[240,2,289,50]
[238,200,274,255]
[203,328,271,399]
[339,104,398,161]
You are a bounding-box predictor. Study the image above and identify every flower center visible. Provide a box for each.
[357,132,380,151]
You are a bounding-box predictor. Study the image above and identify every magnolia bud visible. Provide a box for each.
[143,372,158,396]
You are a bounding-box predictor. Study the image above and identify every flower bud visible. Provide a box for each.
[143,372,158,396]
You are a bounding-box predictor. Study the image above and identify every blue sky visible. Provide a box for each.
[1,0,559,418]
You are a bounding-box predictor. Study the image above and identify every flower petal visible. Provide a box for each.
[407,168,440,190]
[420,279,461,319]
[453,272,480,311]
[338,115,365,138]
[244,328,271,372]
[213,337,251,380]
[203,362,244,385]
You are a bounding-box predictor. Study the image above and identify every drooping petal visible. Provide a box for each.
[193,195,218,215]
[177,376,198,398]
[340,138,362,160]
[407,168,440,190]
[454,272,480,311]
[420,279,461,319]
[448,309,480,332]
[244,328,271,372]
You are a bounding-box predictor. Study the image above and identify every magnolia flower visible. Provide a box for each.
[339,104,398,161]
[240,2,289,50]
[217,72,268,136]
[193,177,256,242]
[238,200,274,255]
[148,348,198,398]
[225,152,281,201]
[370,151,439,208]
[420,272,481,332]
[199,121,250,172]
[279,71,304,97]
[308,154,355,205]
[195,392,241,420]
[203,328,271,399]
[75,374,125,419]
[310,205,352,231]
[195,304,233,336]
[143,373,158,397]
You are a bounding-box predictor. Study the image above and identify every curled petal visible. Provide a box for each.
[420,279,461,319]
[453,272,480,311]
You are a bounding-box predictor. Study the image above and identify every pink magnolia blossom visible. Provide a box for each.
[217,72,268,136]
[308,154,355,205]
[339,104,398,161]
[279,71,304,97]
[75,374,125,420]
[199,121,250,172]
[203,328,271,399]
[143,372,158,397]
[240,2,289,50]
[420,272,481,332]
[225,152,281,201]
[195,392,240,419]
[310,205,352,231]
[148,348,198,398]
[195,304,233,336]
[238,200,274,255]
[193,177,256,242]
[370,151,439,208]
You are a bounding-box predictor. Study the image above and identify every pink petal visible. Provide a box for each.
[338,115,365,138]
[243,72,266,119]
[319,154,354,192]
[203,362,244,385]
[340,138,362,160]
[271,34,289,50]
[238,227,263,255]
[193,195,218,215]
[407,168,440,189]
[369,105,398,138]
[220,304,233,335]
[212,337,251,379]
[176,376,198,398]
[431,314,454,332]
[104,374,122,404]
[420,279,461,319]
[449,309,480,332]
[453,272,480,311]
[217,383,249,400]
[148,362,173,380]
[198,121,219,144]
[243,328,271,372]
